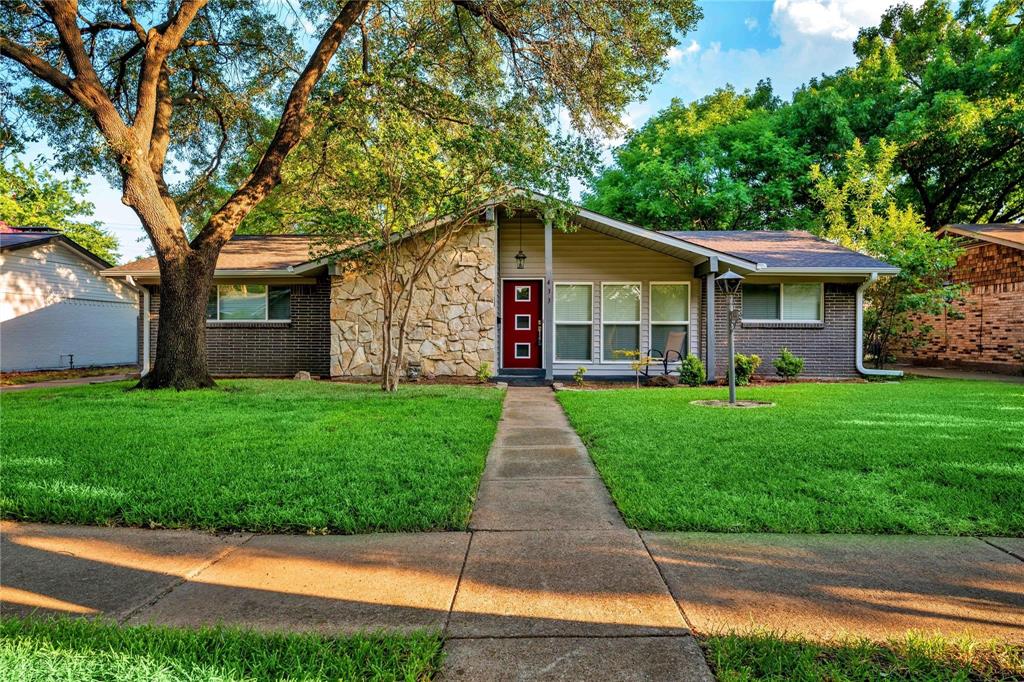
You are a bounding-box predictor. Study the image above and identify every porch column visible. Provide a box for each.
[705,272,716,382]
[544,212,554,381]
[696,256,719,383]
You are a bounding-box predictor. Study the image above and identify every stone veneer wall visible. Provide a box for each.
[330,223,497,377]
[899,242,1023,373]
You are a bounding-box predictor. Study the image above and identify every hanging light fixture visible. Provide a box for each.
[514,211,527,269]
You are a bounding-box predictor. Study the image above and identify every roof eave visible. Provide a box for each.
[938,226,1024,251]
[758,266,901,275]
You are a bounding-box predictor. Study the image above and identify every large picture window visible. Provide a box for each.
[742,283,822,322]
[554,283,592,361]
[650,283,689,356]
[207,284,291,321]
[602,283,641,362]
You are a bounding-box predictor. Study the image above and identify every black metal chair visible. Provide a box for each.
[644,330,688,377]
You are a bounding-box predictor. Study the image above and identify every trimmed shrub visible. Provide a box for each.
[678,354,706,387]
[733,353,762,386]
[773,347,805,380]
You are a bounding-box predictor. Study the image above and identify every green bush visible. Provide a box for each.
[678,354,706,387]
[773,347,805,380]
[732,353,761,385]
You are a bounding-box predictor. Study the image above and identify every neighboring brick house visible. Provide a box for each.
[103,201,899,380]
[899,224,1023,375]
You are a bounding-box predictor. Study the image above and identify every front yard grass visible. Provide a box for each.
[1,380,503,533]
[0,617,442,681]
[704,630,1023,681]
[557,379,1024,535]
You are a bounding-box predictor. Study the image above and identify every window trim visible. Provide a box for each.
[514,314,531,330]
[553,281,594,364]
[741,282,824,324]
[601,281,642,364]
[514,285,532,302]
[513,342,531,359]
[648,281,690,361]
[206,284,292,323]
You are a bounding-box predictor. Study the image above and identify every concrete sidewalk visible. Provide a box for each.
[0,373,134,392]
[2,386,1022,679]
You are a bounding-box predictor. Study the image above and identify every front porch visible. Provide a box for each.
[494,206,758,381]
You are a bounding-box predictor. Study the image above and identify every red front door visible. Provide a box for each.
[502,280,542,369]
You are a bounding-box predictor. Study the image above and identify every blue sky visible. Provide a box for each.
[20,0,919,262]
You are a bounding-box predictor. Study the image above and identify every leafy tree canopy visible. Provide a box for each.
[0,160,120,262]
[583,81,814,232]
[587,0,1024,231]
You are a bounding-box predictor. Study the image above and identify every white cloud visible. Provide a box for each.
[772,0,914,42]
[666,40,700,64]
[663,0,925,103]
[744,17,759,31]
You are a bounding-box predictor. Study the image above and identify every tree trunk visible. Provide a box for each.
[137,250,218,390]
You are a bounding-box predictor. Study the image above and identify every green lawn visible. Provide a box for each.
[557,379,1024,535]
[704,631,1023,681]
[0,617,442,681]
[1,380,503,533]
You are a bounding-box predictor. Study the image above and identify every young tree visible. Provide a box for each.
[811,139,964,368]
[0,160,120,262]
[2,0,699,389]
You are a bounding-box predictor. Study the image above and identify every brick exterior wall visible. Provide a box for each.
[900,242,1024,374]
[142,280,331,377]
[700,280,859,378]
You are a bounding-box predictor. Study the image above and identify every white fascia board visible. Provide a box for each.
[759,266,901,275]
[939,226,1023,251]
[103,268,320,278]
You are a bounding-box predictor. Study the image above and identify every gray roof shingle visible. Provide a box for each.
[664,230,896,270]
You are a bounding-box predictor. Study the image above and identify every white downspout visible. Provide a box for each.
[138,282,151,377]
[856,273,902,377]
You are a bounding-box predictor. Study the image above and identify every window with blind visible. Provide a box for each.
[554,283,592,361]
[650,283,689,356]
[742,283,822,322]
[602,283,641,362]
[206,285,291,321]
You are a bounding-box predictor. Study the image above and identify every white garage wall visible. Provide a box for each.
[1,241,138,371]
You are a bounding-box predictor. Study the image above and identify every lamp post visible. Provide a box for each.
[715,270,744,405]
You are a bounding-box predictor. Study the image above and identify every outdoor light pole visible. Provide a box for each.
[715,270,744,405]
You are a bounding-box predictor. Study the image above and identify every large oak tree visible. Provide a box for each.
[2,0,699,389]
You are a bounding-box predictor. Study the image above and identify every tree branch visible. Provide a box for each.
[0,37,74,97]
[133,0,207,141]
[195,0,369,252]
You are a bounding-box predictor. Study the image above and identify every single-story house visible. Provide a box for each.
[102,202,898,381]
[1,226,139,372]
[899,223,1023,374]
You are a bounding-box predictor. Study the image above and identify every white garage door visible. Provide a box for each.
[0,299,138,371]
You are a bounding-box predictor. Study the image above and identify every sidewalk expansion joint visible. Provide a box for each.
[117,533,255,625]
[638,530,699,634]
[442,530,475,637]
[981,538,1024,563]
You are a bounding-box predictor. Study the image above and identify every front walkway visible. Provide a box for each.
[2,387,1022,679]
[0,373,134,392]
